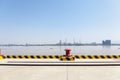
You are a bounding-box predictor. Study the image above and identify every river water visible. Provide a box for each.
[0,46,120,55]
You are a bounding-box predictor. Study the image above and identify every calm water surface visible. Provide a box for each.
[0,46,120,55]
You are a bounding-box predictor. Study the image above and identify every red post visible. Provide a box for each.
[65,49,71,57]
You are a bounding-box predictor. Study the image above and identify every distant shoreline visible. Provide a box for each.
[0,44,120,46]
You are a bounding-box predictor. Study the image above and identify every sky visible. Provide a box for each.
[0,0,120,44]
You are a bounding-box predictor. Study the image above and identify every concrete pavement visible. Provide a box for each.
[0,66,120,80]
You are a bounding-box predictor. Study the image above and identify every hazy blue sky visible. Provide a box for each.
[0,0,120,44]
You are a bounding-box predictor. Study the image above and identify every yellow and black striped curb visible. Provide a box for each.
[2,55,61,59]
[60,56,75,61]
[0,55,120,60]
[74,55,120,59]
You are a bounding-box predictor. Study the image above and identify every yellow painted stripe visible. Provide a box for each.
[91,55,95,59]
[79,55,83,59]
[70,57,74,60]
[104,55,108,59]
[34,55,37,59]
[77,55,82,59]
[52,55,56,59]
[16,55,19,59]
[0,56,3,60]
[85,55,89,59]
[27,55,31,59]
[116,55,120,59]
[110,55,114,59]
[46,55,50,59]
[10,55,14,59]
[22,55,25,59]
[40,55,43,59]
[97,55,101,59]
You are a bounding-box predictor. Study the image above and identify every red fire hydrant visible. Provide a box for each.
[65,49,71,57]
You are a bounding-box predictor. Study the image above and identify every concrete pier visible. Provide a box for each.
[0,66,120,80]
[1,56,120,80]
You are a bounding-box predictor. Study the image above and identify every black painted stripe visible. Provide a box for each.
[36,55,40,58]
[100,55,105,59]
[75,55,79,58]
[94,55,99,59]
[113,55,117,58]
[7,55,11,58]
[24,55,29,58]
[88,55,92,59]
[55,55,59,58]
[106,55,111,58]
[43,55,47,58]
[49,55,53,58]
[18,55,22,58]
[81,55,86,59]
